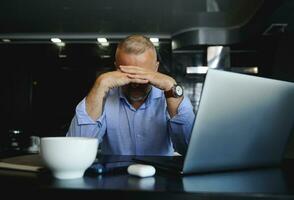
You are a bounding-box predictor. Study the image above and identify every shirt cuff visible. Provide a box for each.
[76,98,105,126]
[169,95,195,125]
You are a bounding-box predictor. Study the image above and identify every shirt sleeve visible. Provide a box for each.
[167,95,195,155]
[66,98,107,142]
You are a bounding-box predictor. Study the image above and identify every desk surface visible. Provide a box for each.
[1,152,294,199]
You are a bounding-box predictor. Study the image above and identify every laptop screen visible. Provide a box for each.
[184,69,294,174]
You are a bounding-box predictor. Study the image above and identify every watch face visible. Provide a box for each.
[175,85,183,96]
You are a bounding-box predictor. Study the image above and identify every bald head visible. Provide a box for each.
[115,35,159,102]
[115,35,157,62]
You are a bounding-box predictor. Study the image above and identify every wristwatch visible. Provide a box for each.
[164,84,184,98]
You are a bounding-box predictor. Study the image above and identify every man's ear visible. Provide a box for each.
[114,62,119,70]
[155,62,159,71]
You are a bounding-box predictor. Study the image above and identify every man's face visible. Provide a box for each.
[115,49,159,102]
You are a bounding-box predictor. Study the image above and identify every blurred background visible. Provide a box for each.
[0,0,293,155]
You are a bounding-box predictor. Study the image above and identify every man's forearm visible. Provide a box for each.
[85,80,108,121]
[166,96,184,118]
[168,96,195,155]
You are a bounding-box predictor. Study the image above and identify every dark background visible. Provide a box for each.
[0,0,293,155]
[0,33,293,136]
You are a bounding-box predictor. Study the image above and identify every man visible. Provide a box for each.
[67,35,195,155]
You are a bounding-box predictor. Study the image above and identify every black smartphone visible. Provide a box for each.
[86,161,134,174]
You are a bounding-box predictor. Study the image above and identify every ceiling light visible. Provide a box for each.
[51,38,62,43]
[150,38,159,46]
[100,42,109,47]
[150,38,159,43]
[186,66,208,74]
[97,38,108,43]
[2,39,11,43]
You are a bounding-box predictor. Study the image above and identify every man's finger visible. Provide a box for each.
[120,68,144,75]
[129,78,149,84]
[127,74,149,80]
[119,65,145,74]
[120,65,142,70]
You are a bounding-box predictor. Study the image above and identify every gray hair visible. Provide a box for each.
[115,35,156,57]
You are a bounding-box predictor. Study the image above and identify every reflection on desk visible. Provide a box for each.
[183,168,287,194]
[47,167,290,194]
[52,175,156,190]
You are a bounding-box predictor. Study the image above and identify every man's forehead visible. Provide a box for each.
[117,47,156,57]
[116,49,157,65]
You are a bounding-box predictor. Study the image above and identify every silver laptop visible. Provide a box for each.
[134,69,294,174]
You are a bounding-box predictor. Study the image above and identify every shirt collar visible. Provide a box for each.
[149,86,163,99]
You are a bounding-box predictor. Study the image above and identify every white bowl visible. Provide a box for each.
[40,137,98,179]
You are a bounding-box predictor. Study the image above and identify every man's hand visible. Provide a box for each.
[96,71,149,93]
[85,70,148,121]
[119,65,183,118]
[119,65,176,91]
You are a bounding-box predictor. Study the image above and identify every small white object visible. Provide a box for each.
[127,164,156,178]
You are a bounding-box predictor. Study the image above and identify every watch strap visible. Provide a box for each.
[164,87,175,98]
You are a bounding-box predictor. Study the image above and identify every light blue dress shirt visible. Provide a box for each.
[67,86,195,156]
